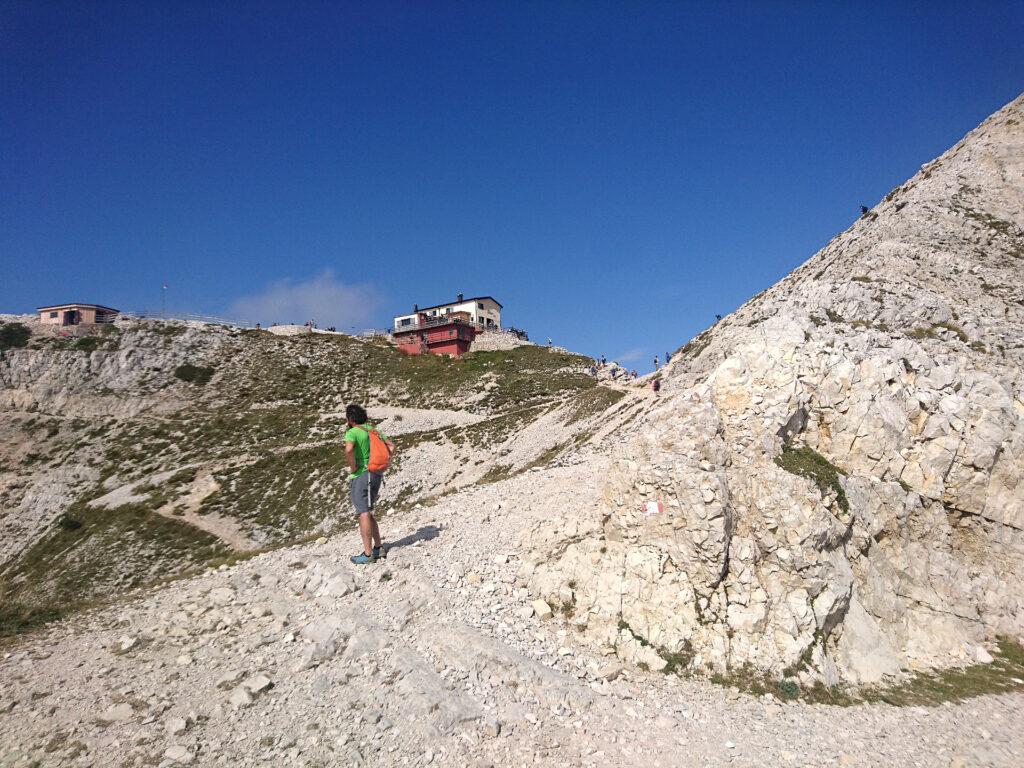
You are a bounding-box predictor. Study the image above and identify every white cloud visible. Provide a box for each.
[226,270,380,330]
[614,347,646,363]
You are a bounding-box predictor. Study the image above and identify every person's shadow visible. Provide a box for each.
[386,525,441,551]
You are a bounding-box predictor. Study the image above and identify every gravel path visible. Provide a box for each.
[1,458,1021,767]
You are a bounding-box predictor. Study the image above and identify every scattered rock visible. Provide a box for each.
[531,600,553,620]
[165,716,188,736]
[164,744,194,764]
[96,702,133,725]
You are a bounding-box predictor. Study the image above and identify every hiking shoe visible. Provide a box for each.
[373,546,387,560]
[350,551,376,565]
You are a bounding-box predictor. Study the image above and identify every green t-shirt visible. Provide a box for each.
[344,424,387,479]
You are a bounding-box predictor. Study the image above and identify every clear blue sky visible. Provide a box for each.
[2,2,1022,369]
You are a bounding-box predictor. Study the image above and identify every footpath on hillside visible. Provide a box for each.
[1,453,1021,768]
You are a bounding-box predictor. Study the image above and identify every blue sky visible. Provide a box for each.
[2,2,1022,369]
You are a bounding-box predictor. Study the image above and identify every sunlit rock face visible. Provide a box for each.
[528,94,1024,685]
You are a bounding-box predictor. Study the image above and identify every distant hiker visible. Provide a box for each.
[547,337,553,347]
[255,322,261,330]
[665,351,671,364]
[654,355,660,370]
[631,369,638,379]
[344,404,395,564]
[652,378,661,395]
[600,355,606,367]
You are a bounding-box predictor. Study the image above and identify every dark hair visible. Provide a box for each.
[346,403,368,424]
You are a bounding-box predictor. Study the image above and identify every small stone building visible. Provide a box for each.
[38,303,119,326]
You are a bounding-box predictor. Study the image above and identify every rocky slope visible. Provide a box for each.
[529,94,1024,685]
[0,318,633,627]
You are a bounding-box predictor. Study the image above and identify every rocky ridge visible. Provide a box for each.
[529,94,1024,685]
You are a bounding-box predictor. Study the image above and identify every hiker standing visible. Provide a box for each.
[654,355,660,370]
[344,404,395,564]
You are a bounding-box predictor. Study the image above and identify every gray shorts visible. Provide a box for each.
[350,471,383,515]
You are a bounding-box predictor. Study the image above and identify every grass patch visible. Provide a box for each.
[174,363,215,385]
[825,308,844,323]
[932,321,968,342]
[200,443,349,539]
[563,386,624,425]
[0,496,231,629]
[909,323,969,343]
[0,602,65,639]
[710,666,824,703]
[774,444,849,513]
[860,637,1024,706]
[74,336,99,352]
[0,322,30,351]
[705,637,1024,707]
[661,643,695,675]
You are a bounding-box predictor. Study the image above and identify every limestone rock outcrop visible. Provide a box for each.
[528,94,1024,684]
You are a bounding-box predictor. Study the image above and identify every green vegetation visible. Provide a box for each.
[661,643,695,675]
[616,618,695,675]
[774,444,849,513]
[704,636,1024,707]
[0,495,230,634]
[858,637,1024,706]
[959,207,1018,239]
[0,322,30,351]
[73,336,103,352]
[563,386,624,425]
[824,308,844,323]
[909,322,969,343]
[0,601,64,640]
[174,363,216,385]
[201,444,348,538]
[932,321,968,342]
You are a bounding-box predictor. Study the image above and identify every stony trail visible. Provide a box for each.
[1,459,1021,767]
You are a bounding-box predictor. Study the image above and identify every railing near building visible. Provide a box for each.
[124,310,253,328]
[393,315,505,332]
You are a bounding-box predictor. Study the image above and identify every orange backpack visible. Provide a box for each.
[359,426,391,473]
